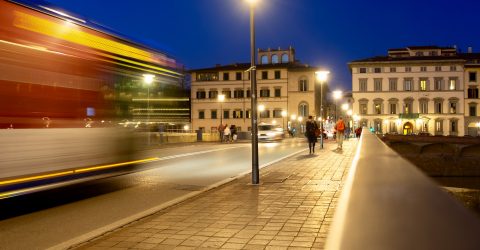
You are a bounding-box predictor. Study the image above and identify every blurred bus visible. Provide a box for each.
[0,0,188,198]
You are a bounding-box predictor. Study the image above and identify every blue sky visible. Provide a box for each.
[46,0,480,91]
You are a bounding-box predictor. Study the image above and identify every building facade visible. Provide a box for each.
[189,47,321,133]
[350,46,467,136]
[464,53,480,136]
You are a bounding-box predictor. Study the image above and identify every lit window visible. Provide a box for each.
[420,80,427,91]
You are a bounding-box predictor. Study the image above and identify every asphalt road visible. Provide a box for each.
[0,139,307,249]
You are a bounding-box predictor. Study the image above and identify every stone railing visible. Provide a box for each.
[325,130,480,250]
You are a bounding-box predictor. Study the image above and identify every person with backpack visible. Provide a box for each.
[335,116,346,150]
[305,116,319,154]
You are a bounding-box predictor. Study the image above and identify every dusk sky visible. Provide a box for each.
[47,0,480,91]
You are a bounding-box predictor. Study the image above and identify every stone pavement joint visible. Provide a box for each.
[75,139,358,250]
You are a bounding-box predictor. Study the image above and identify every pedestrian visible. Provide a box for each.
[355,127,362,138]
[230,124,237,142]
[218,123,225,142]
[305,115,319,154]
[335,116,346,150]
[345,126,351,140]
[223,124,231,143]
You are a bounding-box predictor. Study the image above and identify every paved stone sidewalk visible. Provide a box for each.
[76,139,358,250]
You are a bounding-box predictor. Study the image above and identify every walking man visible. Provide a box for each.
[218,123,225,142]
[335,116,346,150]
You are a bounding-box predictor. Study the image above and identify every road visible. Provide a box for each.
[0,139,307,249]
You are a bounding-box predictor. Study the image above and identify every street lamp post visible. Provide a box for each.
[143,74,155,145]
[246,0,259,184]
[218,94,225,126]
[316,71,329,149]
[333,90,343,122]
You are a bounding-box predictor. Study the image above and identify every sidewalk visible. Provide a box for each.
[76,139,358,250]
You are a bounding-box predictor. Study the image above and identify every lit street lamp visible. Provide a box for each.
[246,0,259,184]
[218,94,225,126]
[143,74,155,145]
[258,104,265,124]
[333,90,343,121]
[316,70,329,149]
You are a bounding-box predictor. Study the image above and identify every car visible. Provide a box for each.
[258,124,284,141]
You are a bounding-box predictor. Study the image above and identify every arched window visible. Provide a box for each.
[261,55,268,64]
[298,77,308,91]
[299,102,308,117]
[272,55,279,64]
[281,53,289,63]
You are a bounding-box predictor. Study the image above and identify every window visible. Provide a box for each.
[246,89,251,98]
[274,88,281,97]
[223,72,229,81]
[434,78,443,91]
[419,100,428,114]
[236,72,242,80]
[390,103,397,114]
[449,101,458,114]
[469,72,477,82]
[260,110,270,118]
[468,87,479,98]
[299,103,308,117]
[450,66,457,71]
[209,90,218,99]
[390,67,396,73]
[420,66,427,72]
[374,68,382,73]
[389,78,397,91]
[211,110,217,119]
[197,72,218,81]
[281,54,289,63]
[435,66,442,72]
[260,89,270,97]
[359,68,367,73]
[272,55,279,64]
[233,110,243,118]
[299,78,308,91]
[469,105,477,116]
[261,71,268,80]
[434,100,443,114]
[404,99,413,114]
[360,103,367,115]
[420,79,427,91]
[415,51,424,56]
[449,78,457,90]
[274,70,281,79]
[222,90,231,98]
[199,110,205,119]
[196,91,206,99]
[234,89,244,98]
[390,121,397,133]
[246,109,251,118]
[404,79,412,91]
[430,51,438,56]
[374,78,382,91]
[223,110,229,119]
[435,120,443,134]
[261,55,268,64]
[374,104,382,114]
[450,120,458,133]
[273,110,283,118]
[405,67,411,72]
[359,79,367,92]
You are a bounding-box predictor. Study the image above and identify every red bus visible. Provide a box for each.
[0,0,185,198]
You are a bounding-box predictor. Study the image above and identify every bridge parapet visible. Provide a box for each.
[326,130,480,250]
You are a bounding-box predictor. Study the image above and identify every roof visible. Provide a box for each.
[188,62,320,73]
[388,46,455,52]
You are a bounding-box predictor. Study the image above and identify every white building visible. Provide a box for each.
[189,47,322,133]
[350,46,466,136]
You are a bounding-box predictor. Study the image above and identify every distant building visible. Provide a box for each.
[350,46,468,136]
[189,47,324,134]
